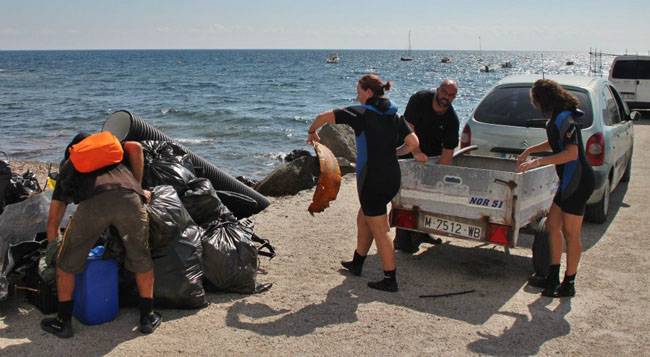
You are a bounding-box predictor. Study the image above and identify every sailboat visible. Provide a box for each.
[326,53,340,64]
[400,31,413,61]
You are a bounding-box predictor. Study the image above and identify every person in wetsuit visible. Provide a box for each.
[307,74,427,292]
[517,79,595,298]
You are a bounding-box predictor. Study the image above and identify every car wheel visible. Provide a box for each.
[586,177,610,224]
[531,218,550,278]
[621,156,632,183]
[394,229,421,254]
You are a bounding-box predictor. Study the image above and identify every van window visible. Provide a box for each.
[474,86,593,127]
[612,60,650,80]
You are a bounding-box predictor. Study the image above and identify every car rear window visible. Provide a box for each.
[611,60,650,80]
[474,86,593,127]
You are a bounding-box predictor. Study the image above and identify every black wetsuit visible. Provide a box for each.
[334,97,412,216]
[547,110,595,216]
[401,90,459,157]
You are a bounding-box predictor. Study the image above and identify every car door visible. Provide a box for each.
[609,84,635,165]
[602,85,629,186]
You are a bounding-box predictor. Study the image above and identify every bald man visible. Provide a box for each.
[395,80,460,253]
[401,80,460,164]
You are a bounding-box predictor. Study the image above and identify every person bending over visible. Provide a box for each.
[41,133,161,338]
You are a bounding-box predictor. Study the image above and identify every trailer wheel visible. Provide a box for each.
[394,229,421,254]
[531,218,550,279]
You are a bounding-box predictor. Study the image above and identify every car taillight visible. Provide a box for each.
[460,124,472,148]
[487,223,510,246]
[586,132,605,166]
[390,208,417,229]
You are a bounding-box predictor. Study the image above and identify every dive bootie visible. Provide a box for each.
[41,316,73,338]
[541,265,561,297]
[367,278,398,292]
[553,281,576,297]
[368,270,398,292]
[340,250,366,276]
[139,312,162,334]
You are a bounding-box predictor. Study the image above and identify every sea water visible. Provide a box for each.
[0,49,608,179]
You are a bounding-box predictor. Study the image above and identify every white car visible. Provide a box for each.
[461,75,640,223]
[609,55,650,111]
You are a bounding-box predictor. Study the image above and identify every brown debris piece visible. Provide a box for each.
[308,142,341,215]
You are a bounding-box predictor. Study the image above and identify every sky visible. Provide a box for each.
[1,0,649,53]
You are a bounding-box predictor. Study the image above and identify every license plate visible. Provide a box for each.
[422,215,483,239]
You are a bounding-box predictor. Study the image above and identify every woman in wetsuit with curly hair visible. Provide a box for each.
[307,74,426,292]
[517,79,595,298]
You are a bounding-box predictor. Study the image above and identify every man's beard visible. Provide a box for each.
[436,95,450,108]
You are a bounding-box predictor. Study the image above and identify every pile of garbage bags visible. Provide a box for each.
[0,156,72,306]
[0,143,275,310]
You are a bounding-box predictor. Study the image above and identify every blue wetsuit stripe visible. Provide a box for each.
[355,132,368,188]
[554,110,577,190]
[554,111,573,151]
[561,161,577,192]
[361,103,397,116]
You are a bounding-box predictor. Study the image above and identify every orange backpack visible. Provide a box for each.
[69,131,124,173]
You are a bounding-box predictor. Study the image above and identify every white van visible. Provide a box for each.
[608,55,650,110]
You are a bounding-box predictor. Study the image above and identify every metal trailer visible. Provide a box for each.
[390,154,558,276]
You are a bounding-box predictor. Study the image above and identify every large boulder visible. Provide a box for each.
[255,156,319,197]
[318,124,356,163]
[336,157,355,176]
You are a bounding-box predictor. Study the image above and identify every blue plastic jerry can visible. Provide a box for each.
[73,246,119,325]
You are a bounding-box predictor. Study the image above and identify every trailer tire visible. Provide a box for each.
[531,218,550,278]
[394,229,421,254]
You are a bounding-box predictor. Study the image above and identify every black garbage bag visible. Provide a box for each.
[141,141,197,193]
[0,156,11,215]
[181,178,236,226]
[216,190,259,220]
[4,239,46,293]
[5,170,41,205]
[151,223,206,309]
[0,192,75,300]
[105,186,206,309]
[147,185,195,250]
[201,220,274,294]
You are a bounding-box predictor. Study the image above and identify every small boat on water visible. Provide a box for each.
[400,30,414,61]
[480,64,495,73]
[326,53,340,64]
[566,60,575,66]
[441,57,451,63]
[501,61,513,68]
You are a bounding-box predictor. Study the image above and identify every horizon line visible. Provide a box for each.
[0,48,599,53]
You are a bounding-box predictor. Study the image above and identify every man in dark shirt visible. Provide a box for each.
[41,133,161,338]
[396,80,460,253]
[402,79,460,164]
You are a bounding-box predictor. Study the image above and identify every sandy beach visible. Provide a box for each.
[1,123,649,356]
